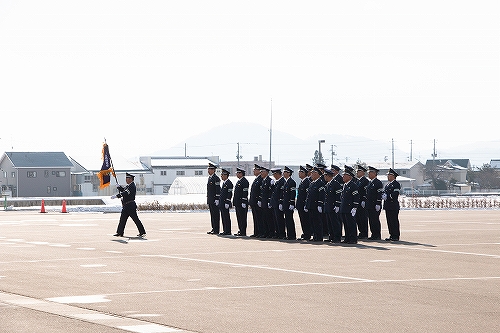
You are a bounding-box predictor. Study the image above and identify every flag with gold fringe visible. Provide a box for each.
[97,143,115,189]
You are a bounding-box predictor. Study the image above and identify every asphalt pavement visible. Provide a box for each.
[1,209,499,333]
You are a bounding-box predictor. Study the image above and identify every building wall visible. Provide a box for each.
[17,168,71,197]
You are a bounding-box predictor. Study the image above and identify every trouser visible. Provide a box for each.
[251,205,262,236]
[284,208,296,239]
[208,203,220,233]
[262,207,274,237]
[356,207,368,237]
[367,209,381,238]
[274,208,286,238]
[310,209,323,241]
[341,212,357,243]
[235,205,248,235]
[326,212,341,242]
[385,209,400,239]
[220,206,231,234]
[116,202,146,235]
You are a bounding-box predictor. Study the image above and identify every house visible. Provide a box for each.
[0,152,73,197]
[139,156,220,195]
[364,161,425,187]
[425,159,470,184]
[490,159,500,169]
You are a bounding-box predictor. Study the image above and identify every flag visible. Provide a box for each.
[97,143,115,189]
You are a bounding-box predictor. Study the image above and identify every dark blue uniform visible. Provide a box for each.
[115,181,146,236]
[383,179,401,240]
[365,177,383,239]
[271,177,286,238]
[249,175,263,237]
[233,176,249,236]
[259,176,273,237]
[340,180,360,243]
[305,179,324,241]
[218,178,233,235]
[207,173,221,234]
[356,176,370,238]
[282,177,297,240]
[324,178,343,242]
[296,176,311,239]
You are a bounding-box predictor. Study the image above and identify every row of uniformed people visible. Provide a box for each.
[206,162,401,242]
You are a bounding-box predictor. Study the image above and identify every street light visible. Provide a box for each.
[318,140,325,164]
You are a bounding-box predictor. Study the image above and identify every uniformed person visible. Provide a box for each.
[218,168,233,235]
[383,168,401,241]
[282,166,297,240]
[323,168,342,243]
[356,165,369,239]
[331,164,344,236]
[206,163,221,234]
[258,166,273,238]
[249,164,263,237]
[112,173,146,237]
[296,165,312,240]
[365,166,383,240]
[270,167,286,239]
[233,167,249,236]
[339,166,360,244]
[304,166,324,242]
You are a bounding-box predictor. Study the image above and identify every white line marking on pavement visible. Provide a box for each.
[388,245,500,258]
[117,324,182,332]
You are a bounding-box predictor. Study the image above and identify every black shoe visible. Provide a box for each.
[207,230,215,234]
[249,234,257,237]
[113,233,123,237]
[358,235,368,240]
[137,233,146,238]
[367,236,381,240]
[385,237,399,241]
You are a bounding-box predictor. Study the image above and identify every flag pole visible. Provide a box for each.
[104,138,119,186]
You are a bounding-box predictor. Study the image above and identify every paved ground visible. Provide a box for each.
[1,209,499,333]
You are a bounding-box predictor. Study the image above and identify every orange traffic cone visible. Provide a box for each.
[40,199,46,213]
[61,199,68,213]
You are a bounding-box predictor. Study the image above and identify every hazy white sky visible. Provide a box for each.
[1,1,499,161]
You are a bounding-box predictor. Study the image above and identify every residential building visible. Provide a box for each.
[425,159,470,184]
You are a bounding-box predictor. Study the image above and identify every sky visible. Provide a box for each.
[1,1,499,164]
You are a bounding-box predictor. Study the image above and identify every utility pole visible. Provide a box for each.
[409,140,413,162]
[236,142,241,167]
[391,138,395,169]
[269,98,272,168]
[184,143,187,158]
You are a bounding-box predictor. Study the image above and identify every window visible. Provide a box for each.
[160,171,167,176]
[176,170,185,176]
[27,171,37,178]
[45,170,49,178]
[195,170,203,176]
[56,171,66,177]
[84,175,92,183]
[47,186,51,194]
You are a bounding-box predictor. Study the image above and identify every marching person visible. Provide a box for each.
[383,168,401,241]
[206,163,221,235]
[233,167,249,236]
[112,173,146,237]
[282,166,297,240]
[356,165,369,239]
[296,165,312,241]
[365,166,383,240]
[270,167,286,239]
[249,164,263,237]
[339,166,360,244]
[218,168,233,235]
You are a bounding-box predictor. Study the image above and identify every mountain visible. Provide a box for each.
[151,122,409,166]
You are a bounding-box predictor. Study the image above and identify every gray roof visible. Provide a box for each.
[5,152,73,168]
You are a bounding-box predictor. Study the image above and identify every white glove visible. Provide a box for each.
[225,203,229,209]
[334,206,339,213]
[111,195,117,199]
[242,203,246,209]
[375,205,381,212]
[351,208,357,216]
[278,204,283,211]
[381,193,387,200]
[289,205,294,211]
[361,201,366,208]
[257,201,262,207]
[268,203,272,209]
[215,200,219,206]
[318,206,322,213]
[304,207,308,213]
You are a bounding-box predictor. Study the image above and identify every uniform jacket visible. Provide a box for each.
[249,176,262,206]
[323,178,343,212]
[207,174,221,205]
[259,176,273,207]
[357,176,369,203]
[218,179,233,209]
[383,180,401,211]
[232,177,249,207]
[339,180,360,214]
[365,177,383,210]
[270,177,285,209]
[282,177,297,208]
[296,177,311,211]
[305,179,324,211]
[116,181,137,205]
